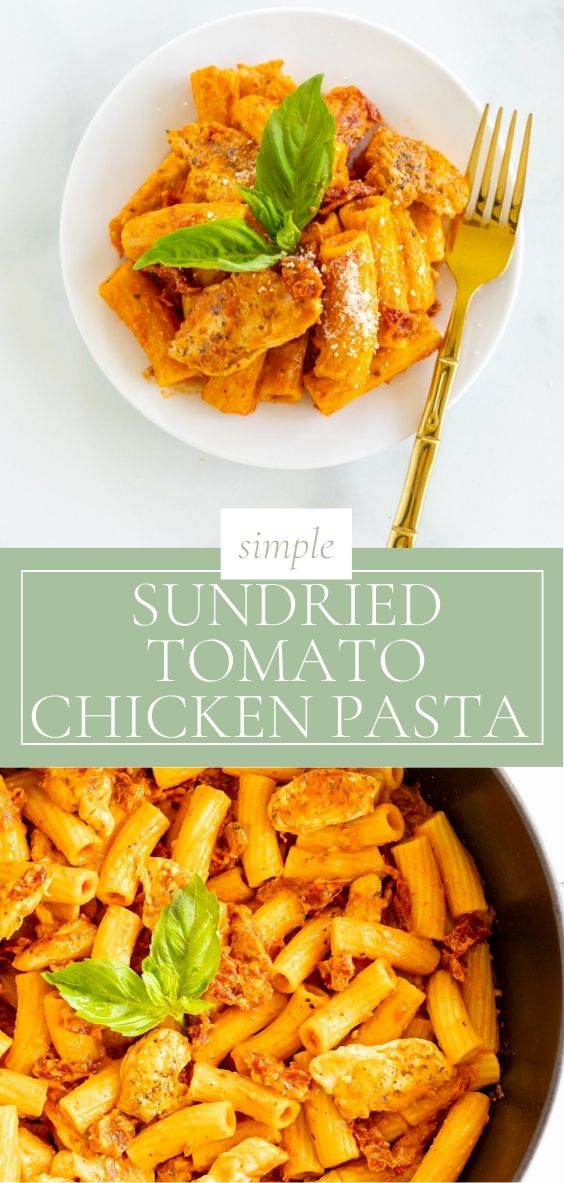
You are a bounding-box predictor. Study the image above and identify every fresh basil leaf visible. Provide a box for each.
[143,874,220,1003]
[256,74,335,232]
[134,218,282,272]
[43,878,221,1037]
[275,210,302,252]
[43,959,168,1037]
[237,186,284,240]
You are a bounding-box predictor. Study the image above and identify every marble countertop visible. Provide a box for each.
[1,0,563,547]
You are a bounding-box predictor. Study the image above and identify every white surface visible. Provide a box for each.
[60,9,522,468]
[507,769,564,1182]
[0,0,562,542]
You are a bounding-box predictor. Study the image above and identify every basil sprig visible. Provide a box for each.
[249,72,335,250]
[134,74,335,273]
[43,875,220,1036]
[133,218,283,273]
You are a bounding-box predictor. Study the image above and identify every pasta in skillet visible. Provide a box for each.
[100,59,470,415]
[0,767,498,1182]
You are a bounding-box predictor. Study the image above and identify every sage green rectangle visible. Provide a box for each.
[0,548,561,766]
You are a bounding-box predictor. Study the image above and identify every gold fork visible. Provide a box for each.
[387,106,532,548]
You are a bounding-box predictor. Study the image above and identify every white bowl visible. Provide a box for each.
[60,7,522,469]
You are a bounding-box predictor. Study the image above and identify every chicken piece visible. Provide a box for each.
[269,769,381,834]
[362,127,469,218]
[0,863,49,940]
[325,86,381,151]
[198,1137,288,1183]
[87,1109,136,1159]
[42,769,114,838]
[168,122,256,203]
[169,259,323,376]
[118,1029,191,1122]
[310,1039,456,1119]
[138,856,191,930]
[50,1149,147,1181]
[12,916,96,971]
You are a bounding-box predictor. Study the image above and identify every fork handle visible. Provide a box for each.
[387,294,472,548]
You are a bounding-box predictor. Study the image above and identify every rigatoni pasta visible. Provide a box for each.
[101,59,469,415]
[0,766,499,1183]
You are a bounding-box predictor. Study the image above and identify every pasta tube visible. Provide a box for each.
[427,970,483,1065]
[192,993,287,1066]
[0,778,29,860]
[314,231,378,390]
[152,767,205,789]
[21,784,100,865]
[411,1092,490,1182]
[5,973,51,1073]
[238,773,284,887]
[171,784,230,878]
[60,1062,122,1132]
[127,1101,236,1173]
[392,834,446,939]
[18,1127,55,1180]
[0,1070,47,1117]
[189,1063,300,1128]
[416,813,487,916]
[233,985,327,1065]
[99,262,194,387]
[271,911,338,992]
[207,866,254,903]
[340,196,409,312]
[202,354,267,415]
[299,959,396,1053]
[44,994,102,1062]
[391,207,436,311]
[97,801,169,904]
[284,846,385,883]
[461,942,499,1052]
[109,152,188,251]
[331,917,440,975]
[352,976,426,1045]
[282,1106,323,1179]
[258,335,308,403]
[304,1083,359,1168]
[0,1105,19,1183]
[91,903,142,963]
[297,804,404,851]
[252,888,305,947]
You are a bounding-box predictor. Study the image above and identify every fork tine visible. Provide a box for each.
[474,107,503,219]
[508,113,533,231]
[466,103,490,188]
[491,110,517,222]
